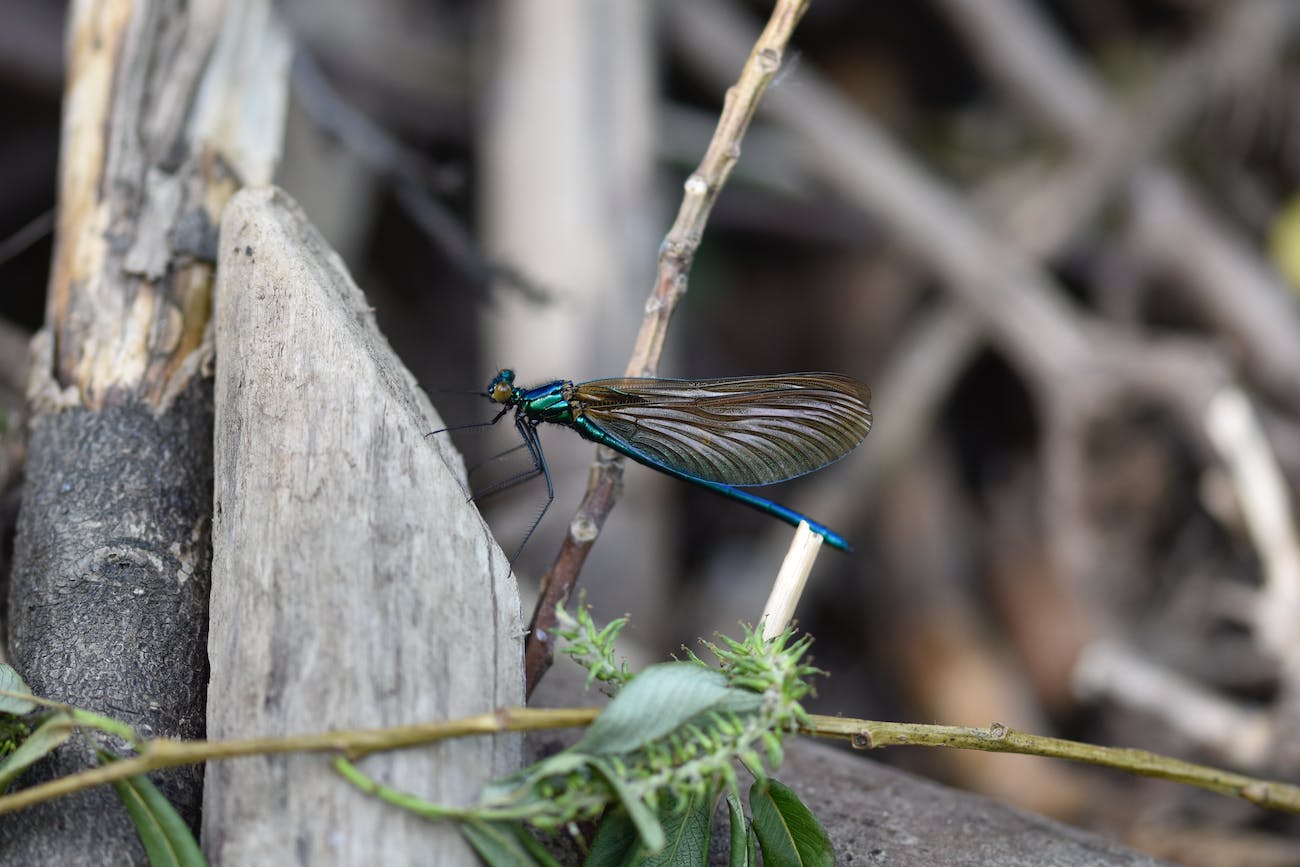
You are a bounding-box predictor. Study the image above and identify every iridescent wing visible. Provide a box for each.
[572,373,872,486]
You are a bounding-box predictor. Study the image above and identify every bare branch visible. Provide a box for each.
[524,0,813,694]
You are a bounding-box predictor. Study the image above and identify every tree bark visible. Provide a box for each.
[6,376,214,864]
[4,0,287,862]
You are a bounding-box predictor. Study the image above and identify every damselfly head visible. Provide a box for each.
[488,369,516,404]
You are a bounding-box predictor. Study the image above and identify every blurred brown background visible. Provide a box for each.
[4,1,1300,863]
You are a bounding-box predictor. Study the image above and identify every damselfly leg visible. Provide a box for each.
[465,440,531,483]
[505,417,555,564]
[466,416,555,565]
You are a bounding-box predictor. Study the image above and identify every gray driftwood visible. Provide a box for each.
[203,186,523,865]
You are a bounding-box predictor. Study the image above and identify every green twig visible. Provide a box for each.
[0,707,600,817]
[333,758,464,821]
[0,687,147,747]
[6,699,1298,822]
[808,715,1300,813]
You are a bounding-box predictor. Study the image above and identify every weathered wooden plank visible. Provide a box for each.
[203,186,522,865]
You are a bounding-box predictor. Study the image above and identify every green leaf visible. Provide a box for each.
[0,714,72,789]
[749,779,834,867]
[574,663,761,756]
[726,793,750,867]
[640,790,713,867]
[588,757,664,854]
[585,808,641,866]
[584,791,712,867]
[462,819,562,867]
[110,770,206,867]
[480,750,592,804]
[0,664,36,715]
[0,716,29,760]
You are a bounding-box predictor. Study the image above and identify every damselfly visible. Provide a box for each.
[476,369,872,551]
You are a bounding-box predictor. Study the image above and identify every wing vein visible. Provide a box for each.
[575,373,872,485]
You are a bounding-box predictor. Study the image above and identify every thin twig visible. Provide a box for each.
[0,208,54,268]
[0,707,602,817]
[759,522,822,639]
[523,0,813,696]
[808,715,1300,814]
[9,699,1298,820]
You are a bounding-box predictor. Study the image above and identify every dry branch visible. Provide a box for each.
[6,2,288,862]
[523,0,813,695]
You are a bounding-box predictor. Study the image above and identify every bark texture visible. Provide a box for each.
[4,378,213,863]
[4,0,287,861]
